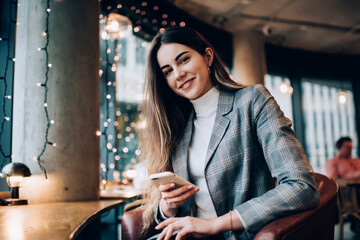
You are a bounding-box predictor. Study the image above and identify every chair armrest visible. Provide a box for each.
[254,173,338,240]
[254,198,335,240]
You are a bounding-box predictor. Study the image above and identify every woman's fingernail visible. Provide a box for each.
[155,225,160,229]
[170,183,175,187]
[187,185,193,189]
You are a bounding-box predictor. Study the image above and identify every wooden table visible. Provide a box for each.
[99,184,142,200]
[0,199,124,240]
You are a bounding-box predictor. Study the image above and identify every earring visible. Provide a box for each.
[208,66,212,74]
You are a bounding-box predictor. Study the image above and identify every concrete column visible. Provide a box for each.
[232,31,267,85]
[12,0,100,203]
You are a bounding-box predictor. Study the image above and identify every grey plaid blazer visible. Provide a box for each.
[155,84,319,240]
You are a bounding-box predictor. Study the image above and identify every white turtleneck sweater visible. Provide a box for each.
[189,87,219,218]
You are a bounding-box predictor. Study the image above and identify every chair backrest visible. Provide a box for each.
[122,173,338,240]
[254,173,338,240]
[121,207,160,240]
[336,179,360,214]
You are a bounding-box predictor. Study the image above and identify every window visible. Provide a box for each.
[301,79,357,173]
[0,0,17,190]
[99,14,149,183]
[266,74,358,174]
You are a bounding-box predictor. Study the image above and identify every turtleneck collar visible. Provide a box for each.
[190,87,219,118]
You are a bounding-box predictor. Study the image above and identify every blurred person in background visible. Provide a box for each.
[326,136,360,179]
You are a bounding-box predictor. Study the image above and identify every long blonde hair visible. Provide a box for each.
[139,27,244,231]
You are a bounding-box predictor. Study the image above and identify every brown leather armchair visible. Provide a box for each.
[121,173,338,240]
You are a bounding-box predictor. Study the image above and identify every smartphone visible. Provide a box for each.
[149,171,196,188]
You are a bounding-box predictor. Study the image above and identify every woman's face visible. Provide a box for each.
[157,43,213,100]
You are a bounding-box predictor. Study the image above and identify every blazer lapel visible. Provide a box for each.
[204,90,234,169]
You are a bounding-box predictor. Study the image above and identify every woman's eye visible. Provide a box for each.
[164,69,172,76]
[180,57,190,64]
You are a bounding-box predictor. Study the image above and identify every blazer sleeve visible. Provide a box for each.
[235,84,320,233]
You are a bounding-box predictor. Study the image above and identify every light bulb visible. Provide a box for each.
[8,176,23,187]
[44,103,48,107]
[279,82,288,93]
[107,143,112,149]
[96,130,102,136]
[124,169,137,179]
[338,91,347,104]
[101,31,108,40]
[106,21,120,32]
[50,120,55,124]
[47,8,51,12]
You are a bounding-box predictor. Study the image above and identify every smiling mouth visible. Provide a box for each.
[179,78,194,89]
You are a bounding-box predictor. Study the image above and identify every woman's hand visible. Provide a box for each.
[155,217,219,240]
[159,183,199,217]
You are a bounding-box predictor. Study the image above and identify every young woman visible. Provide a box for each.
[139,27,319,240]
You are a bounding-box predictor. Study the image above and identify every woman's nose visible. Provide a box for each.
[174,67,185,80]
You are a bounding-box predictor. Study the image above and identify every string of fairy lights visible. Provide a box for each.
[99,27,113,184]
[35,0,54,180]
[98,15,118,185]
[0,0,18,168]
[98,1,190,184]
